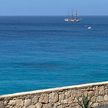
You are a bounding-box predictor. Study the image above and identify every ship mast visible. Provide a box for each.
[76,10,78,19]
[71,10,74,18]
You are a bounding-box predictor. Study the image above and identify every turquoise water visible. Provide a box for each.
[0,16,108,94]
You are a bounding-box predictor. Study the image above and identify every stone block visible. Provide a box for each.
[65,90,71,98]
[0,101,4,108]
[8,100,16,106]
[59,93,65,101]
[27,105,36,108]
[49,92,59,103]
[92,103,99,107]
[97,96,104,102]
[104,95,108,101]
[32,96,38,104]
[42,103,53,108]
[36,102,42,108]
[24,99,31,107]
[39,94,49,104]
[16,99,24,108]
[99,86,104,95]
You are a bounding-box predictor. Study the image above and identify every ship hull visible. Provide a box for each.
[64,18,80,22]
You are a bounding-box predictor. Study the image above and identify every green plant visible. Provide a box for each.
[77,94,93,108]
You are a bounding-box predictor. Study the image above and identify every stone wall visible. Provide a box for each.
[0,81,108,108]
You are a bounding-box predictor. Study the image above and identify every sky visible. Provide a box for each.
[0,0,107,16]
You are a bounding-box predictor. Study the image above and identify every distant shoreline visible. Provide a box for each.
[0,15,108,17]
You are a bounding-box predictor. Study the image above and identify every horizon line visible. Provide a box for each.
[0,15,108,17]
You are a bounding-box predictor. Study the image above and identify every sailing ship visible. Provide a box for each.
[64,11,80,22]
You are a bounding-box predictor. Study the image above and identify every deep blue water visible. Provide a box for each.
[0,16,108,94]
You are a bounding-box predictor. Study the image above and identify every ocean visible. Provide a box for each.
[0,16,108,94]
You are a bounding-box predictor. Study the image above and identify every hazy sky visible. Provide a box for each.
[0,0,107,16]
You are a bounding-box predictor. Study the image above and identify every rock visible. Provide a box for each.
[95,87,99,95]
[53,102,61,108]
[92,103,99,107]
[39,94,49,104]
[88,91,94,96]
[36,102,42,108]
[32,96,38,104]
[97,96,104,102]
[8,100,16,106]
[24,99,31,107]
[71,90,81,97]
[8,99,23,107]
[27,105,36,108]
[99,86,104,95]
[68,97,73,104]
[49,92,59,103]
[9,99,24,108]
[4,101,8,106]
[59,93,65,101]
[15,99,24,107]
[65,90,71,98]
[42,103,52,108]
[56,105,63,108]
[61,99,68,104]
[0,101,4,108]
[91,96,96,102]
[104,95,108,101]
[74,106,80,108]
[92,103,99,108]
[65,107,72,108]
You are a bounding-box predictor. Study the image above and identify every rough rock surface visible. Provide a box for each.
[1,82,108,108]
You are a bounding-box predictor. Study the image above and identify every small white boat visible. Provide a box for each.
[87,26,92,30]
